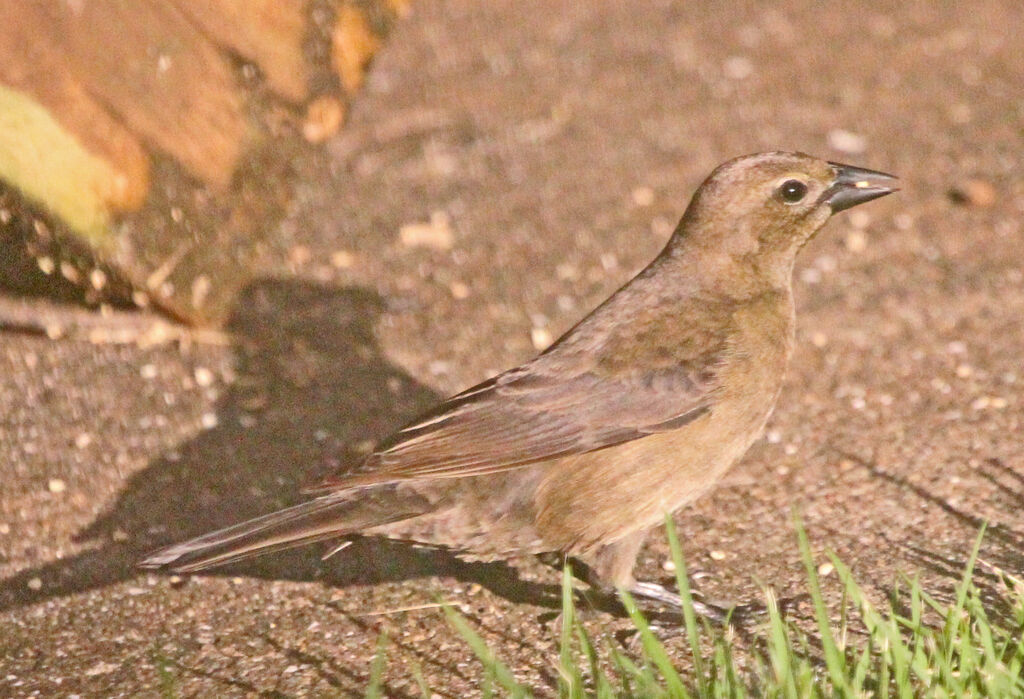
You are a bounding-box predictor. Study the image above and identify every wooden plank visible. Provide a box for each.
[0,86,129,244]
[0,15,151,210]
[28,0,248,189]
[0,9,151,244]
[173,0,310,103]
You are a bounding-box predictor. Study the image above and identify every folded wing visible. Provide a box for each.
[317,355,721,489]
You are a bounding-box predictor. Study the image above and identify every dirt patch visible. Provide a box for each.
[2,0,1022,695]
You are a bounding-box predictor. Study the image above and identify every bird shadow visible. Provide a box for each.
[0,279,560,612]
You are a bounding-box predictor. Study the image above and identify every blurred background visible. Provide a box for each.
[1,1,1022,695]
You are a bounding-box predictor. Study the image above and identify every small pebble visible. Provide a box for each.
[289,245,312,266]
[85,661,119,677]
[89,268,108,290]
[662,558,676,572]
[449,281,470,299]
[723,55,753,80]
[400,212,454,250]
[194,367,215,387]
[799,268,821,285]
[60,261,81,283]
[555,263,579,281]
[847,210,871,230]
[27,577,42,591]
[200,413,219,429]
[140,364,158,380]
[303,96,345,144]
[600,252,619,271]
[427,360,452,376]
[827,129,868,155]
[631,186,655,206]
[48,478,67,494]
[709,550,727,561]
[531,327,553,351]
[818,562,835,577]
[74,432,92,449]
[330,250,356,268]
[37,256,55,275]
[844,229,868,251]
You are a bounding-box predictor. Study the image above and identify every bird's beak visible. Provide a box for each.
[822,162,899,213]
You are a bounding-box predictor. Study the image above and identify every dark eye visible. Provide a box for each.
[778,179,808,204]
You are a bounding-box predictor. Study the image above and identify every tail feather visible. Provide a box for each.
[139,488,430,573]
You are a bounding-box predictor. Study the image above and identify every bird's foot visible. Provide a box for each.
[626,581,730,623]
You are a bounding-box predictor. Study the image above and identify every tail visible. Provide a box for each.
[139,488,430,573]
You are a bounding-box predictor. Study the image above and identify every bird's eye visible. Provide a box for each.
[778,179,808,204]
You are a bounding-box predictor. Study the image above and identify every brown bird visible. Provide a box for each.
[141,152,897,609]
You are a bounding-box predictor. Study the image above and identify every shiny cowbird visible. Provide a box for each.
[142,152,897,608]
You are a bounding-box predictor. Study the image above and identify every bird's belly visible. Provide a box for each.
[534,371,783,554]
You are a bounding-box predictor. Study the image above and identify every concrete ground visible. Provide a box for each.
[2,0,1022,695]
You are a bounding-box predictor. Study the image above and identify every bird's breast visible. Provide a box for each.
[534,292,795,553]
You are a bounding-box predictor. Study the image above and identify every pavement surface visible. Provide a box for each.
[2,1,1023,696]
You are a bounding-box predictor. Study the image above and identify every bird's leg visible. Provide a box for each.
[585,528,650,591]
[580,529,729,622]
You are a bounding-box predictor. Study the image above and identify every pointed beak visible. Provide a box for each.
[822,162,899,213]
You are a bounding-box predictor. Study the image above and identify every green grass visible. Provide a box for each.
[427,517,1024,697]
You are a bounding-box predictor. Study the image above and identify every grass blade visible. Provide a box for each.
[665,515,708,695]
[793,512,851,695]
[365,631,388,699]
[619,589,690,698]
[442,603,530,697]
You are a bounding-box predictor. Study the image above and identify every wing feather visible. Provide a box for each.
[315,274,736,490]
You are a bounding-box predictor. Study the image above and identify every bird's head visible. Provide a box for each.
[671,151,898,289]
